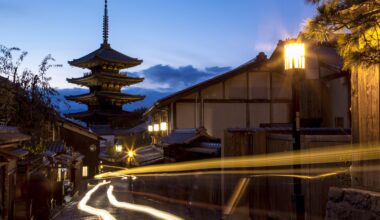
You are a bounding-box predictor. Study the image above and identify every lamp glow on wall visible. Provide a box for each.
[148,122,168,132]
[284,43,305,70]
[160,122,168,131]
[153,124,160,132]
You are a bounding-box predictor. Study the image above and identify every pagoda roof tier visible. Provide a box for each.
[67,72,144,87]
[65,109,131,120]
[65,91,145,105]
[69,44,142,69]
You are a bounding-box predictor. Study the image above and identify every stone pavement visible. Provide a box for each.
[325,187,380,220]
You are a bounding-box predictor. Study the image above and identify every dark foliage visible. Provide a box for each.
[303,0,380,69]
[0,45,62,151]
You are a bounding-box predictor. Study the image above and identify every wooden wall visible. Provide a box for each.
[165,70,293,139]
[351,64,380,190]
[154,66,349,140]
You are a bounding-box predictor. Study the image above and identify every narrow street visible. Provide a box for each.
[53,178,221,220]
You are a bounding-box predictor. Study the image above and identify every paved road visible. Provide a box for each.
[53,178,221,220]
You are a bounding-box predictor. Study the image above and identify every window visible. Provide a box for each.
[82,166,88,177]
[57,168,62,181]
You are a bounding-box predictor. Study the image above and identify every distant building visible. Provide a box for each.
[65,0,145,131]
[54,118,101,178]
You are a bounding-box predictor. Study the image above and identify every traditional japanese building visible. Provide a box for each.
[146,37,350,144]
[66,0,144,128]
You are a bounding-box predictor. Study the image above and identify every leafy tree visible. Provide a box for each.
[303,0,380,69]
[0,45,62,150]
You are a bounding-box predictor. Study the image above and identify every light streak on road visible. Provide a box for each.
[111,170,347,213]
[95,144,380,179]
[221,172,342,216]
[78,181,116,220]
[224,178,250,215]
[107,185,184,220]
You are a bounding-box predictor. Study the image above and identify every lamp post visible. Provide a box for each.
[126,149,135,194]
[284,41,305,220]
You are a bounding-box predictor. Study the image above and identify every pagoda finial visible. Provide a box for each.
[102,0,109,47]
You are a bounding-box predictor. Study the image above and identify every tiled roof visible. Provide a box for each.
[0,126,30,145]
[8,148,29,158]
[69,46,142,69]
[160,128,215,145]
[46,141,65,154]
[115,118,152,135]
[135,145,164,165]
[145,52,268,114]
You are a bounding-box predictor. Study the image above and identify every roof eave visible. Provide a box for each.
[146,55,268,114]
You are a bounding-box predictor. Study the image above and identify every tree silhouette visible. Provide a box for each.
[0,45,62,151]
[303,0,380,69]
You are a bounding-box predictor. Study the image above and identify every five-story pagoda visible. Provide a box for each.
[66,0,144,128]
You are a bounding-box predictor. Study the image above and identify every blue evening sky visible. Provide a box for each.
[0,0,316,89]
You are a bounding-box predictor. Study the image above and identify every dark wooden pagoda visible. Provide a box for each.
[66,0,144,127]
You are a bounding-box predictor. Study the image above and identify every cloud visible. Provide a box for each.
[205,66,232,74]
[127,64,231,91]
[55,64,231,113]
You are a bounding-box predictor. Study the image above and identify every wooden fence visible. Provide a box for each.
[351,64,380,190]
[223,128,351,220]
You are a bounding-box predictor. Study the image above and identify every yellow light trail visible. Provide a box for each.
[101,164,126,170]
[95,144,380,179]
[78,181,116,220]
[110,167,348,178]
[107,185,184,220]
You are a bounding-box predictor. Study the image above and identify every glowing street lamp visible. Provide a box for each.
[160,122,168,131]
[284,41,305,220]
[127,150,135,159]
[284,43,305,70]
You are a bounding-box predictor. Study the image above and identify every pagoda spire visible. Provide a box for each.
[102,0,109,47]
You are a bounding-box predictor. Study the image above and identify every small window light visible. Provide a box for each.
[148,125,153,132]
[82,166,88,177]
[115,145,123,152]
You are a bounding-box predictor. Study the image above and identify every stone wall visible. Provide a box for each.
[326,187,380,219]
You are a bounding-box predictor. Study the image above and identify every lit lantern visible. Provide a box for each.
[284,42,305,70]
[160,122,168,131]
[153,124,160,132]
[148,125,153,132]
[127,150,135,158]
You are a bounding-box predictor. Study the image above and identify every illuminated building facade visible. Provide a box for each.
[147,38,350,142]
